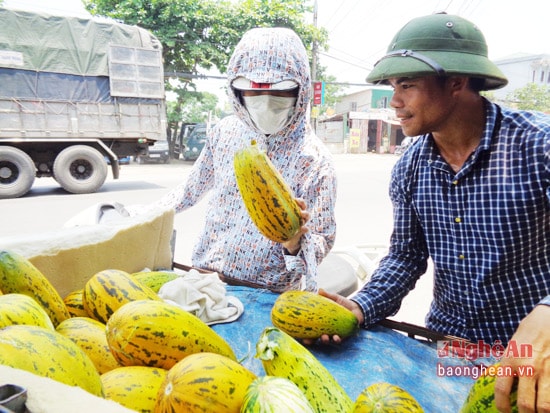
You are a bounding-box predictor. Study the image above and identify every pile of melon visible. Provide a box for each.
[2,249,495,412]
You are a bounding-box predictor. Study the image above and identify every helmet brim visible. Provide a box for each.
[232,77,299,91]
[366,50,508,90]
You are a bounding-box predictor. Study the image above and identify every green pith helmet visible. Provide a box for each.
[366,13,508,90]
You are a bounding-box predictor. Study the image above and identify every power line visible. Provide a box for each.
[165,72,226,80]
[165,71,367,87]
[318,51,372,71]
[322,0,362,33]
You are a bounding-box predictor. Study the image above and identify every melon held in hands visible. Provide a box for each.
[271,290,359,340]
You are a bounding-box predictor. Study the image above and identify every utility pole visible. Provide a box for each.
[311,0,319,133]
[311,0,318,82]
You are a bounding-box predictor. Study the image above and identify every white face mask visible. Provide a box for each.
[242,94,297,135]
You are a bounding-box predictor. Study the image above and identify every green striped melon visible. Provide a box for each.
[460,364,518,412]
[270,290,358,340]
[353,382,423,412]
[130,270,180,293]
[241,375,315,412]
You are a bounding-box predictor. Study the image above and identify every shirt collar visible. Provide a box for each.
[420,98,500,171]
[478,98,500,152]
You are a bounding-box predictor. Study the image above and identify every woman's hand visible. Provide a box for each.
[282,198,310,255]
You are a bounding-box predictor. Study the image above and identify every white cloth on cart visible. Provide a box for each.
[158,270,244,325]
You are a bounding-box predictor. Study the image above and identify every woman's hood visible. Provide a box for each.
[226,27,311,137]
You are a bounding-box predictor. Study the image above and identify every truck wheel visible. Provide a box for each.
[53,145,108,194]
[0,146,36,199]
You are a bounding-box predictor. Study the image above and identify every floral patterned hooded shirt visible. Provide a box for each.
[157,27,337,292]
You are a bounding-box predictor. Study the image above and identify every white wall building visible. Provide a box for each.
[493,53,550,101]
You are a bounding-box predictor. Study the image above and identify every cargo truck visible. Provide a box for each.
[0,8,167,198]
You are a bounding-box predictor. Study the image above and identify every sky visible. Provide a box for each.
[315,0,550,90]
[3,0,550,97]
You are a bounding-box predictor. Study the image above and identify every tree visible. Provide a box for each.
[84,0,329,150]
[507,83,550,112]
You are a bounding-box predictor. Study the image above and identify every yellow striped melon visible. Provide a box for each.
[256,327,353,413]
[0,324,103,397]
[56,316,121,374]
[0,250,70,326]
[83,268,161,323]
[101,365,167,412]
[0,293,55,330]
[106,299,236,369]
[460,363,518,412]
[155,352,256,413]
[63,289,89,317]
[234,140,302,243]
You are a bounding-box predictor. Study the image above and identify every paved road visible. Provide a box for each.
[0,153,397,250]
[0,153,432,325]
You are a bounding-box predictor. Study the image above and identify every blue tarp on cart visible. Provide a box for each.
[213,286,492,413]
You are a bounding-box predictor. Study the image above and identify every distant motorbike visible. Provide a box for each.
[394,136,419,155]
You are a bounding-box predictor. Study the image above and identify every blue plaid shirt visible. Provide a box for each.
[352,100,550,344]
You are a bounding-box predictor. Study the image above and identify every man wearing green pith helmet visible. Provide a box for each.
[313,13,550,412]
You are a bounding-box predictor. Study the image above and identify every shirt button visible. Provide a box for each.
[458,254,465,259]
[455,217,461,223]
[452,180,458,185]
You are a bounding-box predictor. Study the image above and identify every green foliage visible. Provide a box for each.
[84,0,327,78]
[507,83,550,112]
[84,0,236,74]
[233,0,328,67]
[178,91,219,124]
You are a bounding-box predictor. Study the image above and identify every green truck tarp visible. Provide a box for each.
[0,7,166,140]
[0,7,161,76]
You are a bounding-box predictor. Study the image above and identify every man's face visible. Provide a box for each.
[388,76,455,137]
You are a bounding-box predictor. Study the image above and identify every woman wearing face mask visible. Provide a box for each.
[235,79,299,135]
[136,27,337,292]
